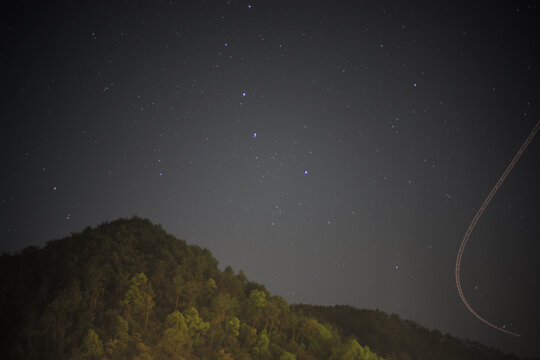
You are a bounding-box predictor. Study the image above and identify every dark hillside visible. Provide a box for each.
[0,217,527,360]
[293,304,524,360]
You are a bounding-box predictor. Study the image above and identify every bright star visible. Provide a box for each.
[304,170,309,175]
[253,132,257,138]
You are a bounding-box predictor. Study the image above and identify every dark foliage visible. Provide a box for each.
[293,305,526,360]
[0,217,525,360]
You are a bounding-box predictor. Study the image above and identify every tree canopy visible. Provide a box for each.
[0,217,525,360]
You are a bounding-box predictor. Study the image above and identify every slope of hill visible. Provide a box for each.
[293,304,525,360]
[0,217,526,360]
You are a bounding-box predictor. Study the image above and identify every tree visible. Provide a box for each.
[270,295,289,334]
[104,314,129,358]
[121,273,154,335]
[220,266,244,299]
[262,299,279,333]
[239,323,257,349]
[1,218,515,360]
[158,311,188,359]
[184,307,210,358]
[211,293,240,322]
[206,278,218,296]
[223,316,240,347]
[246,290,267,328]
[83,262,106,316]
[329,339,383,360]
[172,269,184,311]
[252,329,270,359]
[41,282,83,359]
[299,318,334,358]
[80,329,103,360]
[207,293,240,350]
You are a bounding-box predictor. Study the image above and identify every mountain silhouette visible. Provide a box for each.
[0,217,528,360]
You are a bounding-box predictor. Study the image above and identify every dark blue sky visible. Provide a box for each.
[3,1,539,357]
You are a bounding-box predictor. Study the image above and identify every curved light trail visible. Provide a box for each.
[455,120,540,337]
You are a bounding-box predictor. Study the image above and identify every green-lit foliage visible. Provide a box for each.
[329,339,384,360]
[0,217,522,360]
[80,329,103,360]
[158,311,188,359]
[294,305,522,360]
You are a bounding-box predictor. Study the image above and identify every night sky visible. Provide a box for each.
[3,1,539,357]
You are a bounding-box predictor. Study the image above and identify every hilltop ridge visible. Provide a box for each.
[0,217,527,360]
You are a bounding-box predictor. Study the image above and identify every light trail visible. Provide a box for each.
[455,120,540,337]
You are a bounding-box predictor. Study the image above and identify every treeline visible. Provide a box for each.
[293,305,524,360]
[0,217,382,360]
[0,217,526,360]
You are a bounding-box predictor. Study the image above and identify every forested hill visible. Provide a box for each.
[293,305,526,360]
[0,217,525,360]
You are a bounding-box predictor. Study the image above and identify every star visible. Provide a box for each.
[5,3,539,355]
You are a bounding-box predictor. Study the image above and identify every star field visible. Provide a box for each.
[2,1,540,357]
